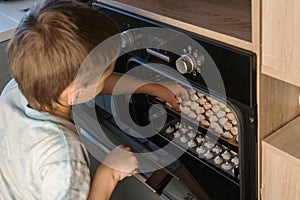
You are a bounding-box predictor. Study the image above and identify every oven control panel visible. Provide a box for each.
[120,29,206,76]
[176,47,205,75]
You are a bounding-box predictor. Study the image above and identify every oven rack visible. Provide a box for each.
[151,97,239,148]
[95,103,239,184]
[152,118,240,182]
[126,57,241,148]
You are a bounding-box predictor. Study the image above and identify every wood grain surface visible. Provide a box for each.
[262,0,300,87]
[259,74,300,139]
[264,115,300,160]
[262,141,300,200]
[113,0,252,41]
[96,0,252,50]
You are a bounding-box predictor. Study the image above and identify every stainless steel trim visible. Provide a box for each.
[146,48,170,62]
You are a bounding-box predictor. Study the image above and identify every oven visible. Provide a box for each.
[73,2,257,200]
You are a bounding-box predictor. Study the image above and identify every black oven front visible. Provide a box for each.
[75,2,257,200]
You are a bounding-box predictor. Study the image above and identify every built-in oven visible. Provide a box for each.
[73,2,257,200]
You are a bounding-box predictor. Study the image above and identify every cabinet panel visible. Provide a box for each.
[97,0,253,50]
[262,142,300,200]
[259,75,300,139]
[262,0,300,87]
[262,116,300,200]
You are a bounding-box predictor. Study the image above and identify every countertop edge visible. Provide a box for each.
[0,0,37,43]
[0,28,15,43]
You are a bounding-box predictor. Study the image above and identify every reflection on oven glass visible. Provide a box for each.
[177,88,239,144]
[161,117,239,179]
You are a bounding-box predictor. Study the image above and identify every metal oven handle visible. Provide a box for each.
[79,127,157,193]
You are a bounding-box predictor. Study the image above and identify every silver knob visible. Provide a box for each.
[121,30,143,48]
[176,54,195,74]
[121,30,134,48]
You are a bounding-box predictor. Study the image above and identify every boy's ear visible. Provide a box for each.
[67,87,85,105]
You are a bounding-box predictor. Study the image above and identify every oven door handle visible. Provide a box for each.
[79,127,159,193]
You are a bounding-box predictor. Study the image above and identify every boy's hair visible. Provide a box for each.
[7,0,120,111]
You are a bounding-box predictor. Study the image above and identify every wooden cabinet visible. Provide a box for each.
[262,0,300,87]
[262,116,300,200]
[261,0,300,198]
[98,0,256,51]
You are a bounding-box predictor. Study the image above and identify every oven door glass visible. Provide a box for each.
[93,56,240,200]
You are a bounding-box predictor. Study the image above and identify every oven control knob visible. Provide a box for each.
[121,30,135,48]
[176,54,195,74]
[121,30,143,48]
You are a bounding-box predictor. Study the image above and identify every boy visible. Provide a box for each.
[0,0,187,199]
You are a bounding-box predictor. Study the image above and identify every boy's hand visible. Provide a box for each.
[91,145,138,200]
[102,145,139,181]
[147,82,189,111]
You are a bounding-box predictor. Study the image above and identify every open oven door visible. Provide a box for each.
[73,102,212,200]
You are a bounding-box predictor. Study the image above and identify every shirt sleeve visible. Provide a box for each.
[1,79,17,96]
[39,161,91,200]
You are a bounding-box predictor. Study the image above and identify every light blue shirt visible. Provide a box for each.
[0,79,91,199]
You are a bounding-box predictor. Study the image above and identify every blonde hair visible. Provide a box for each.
[8,0,120,111]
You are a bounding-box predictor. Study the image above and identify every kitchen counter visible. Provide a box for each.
[96,0,253,51]
[0,0,37,42]
[0,0,38,92]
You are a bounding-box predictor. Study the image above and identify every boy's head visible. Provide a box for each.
[7,0,120,112]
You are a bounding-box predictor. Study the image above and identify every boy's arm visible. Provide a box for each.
[100,72,188,110]
[87,165,118,200]
[88,145,138,200]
